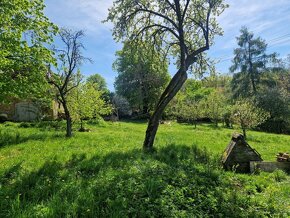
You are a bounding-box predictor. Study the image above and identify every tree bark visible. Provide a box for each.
[143,69,187,150]
[80,118,84,131]
[242,128,247,140]
[62,100,72,137]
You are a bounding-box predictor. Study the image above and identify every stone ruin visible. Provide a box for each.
[222,133,290,173]
[222,133,263,173]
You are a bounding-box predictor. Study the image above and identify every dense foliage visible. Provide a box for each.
[114,41,170,115]
[0,0,58,102]
[68,83,111,130]
[86,74,110,102]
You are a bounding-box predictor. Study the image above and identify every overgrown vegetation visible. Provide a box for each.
[0,1,290,217]
[0,121,289,217]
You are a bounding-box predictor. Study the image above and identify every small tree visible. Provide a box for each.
[47,29,89,137]
[111,94,132,120]
[68,83,111,131]
[172,79,209,127]
[178,99,202,128]
[231,100,269,139]
[202,89,226,127]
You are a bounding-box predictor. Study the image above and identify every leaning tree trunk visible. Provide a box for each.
[143,70,187,150]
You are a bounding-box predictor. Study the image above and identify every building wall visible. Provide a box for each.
[0,99,62,121]
[14,102,40,121]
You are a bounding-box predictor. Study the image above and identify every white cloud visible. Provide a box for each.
[218,0,290,40]
[211,0,290,57]
[44,0,290,77]
[45,0,114,36]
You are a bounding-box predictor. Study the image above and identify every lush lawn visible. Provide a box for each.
[0,121,289,217]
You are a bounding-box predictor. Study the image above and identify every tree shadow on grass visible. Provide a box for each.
[0,144,285,217]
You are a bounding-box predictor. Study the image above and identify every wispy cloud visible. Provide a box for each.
[211,0,290,72]
[44,0,290,85]
[45,0,114,36]
[217,0,290,44]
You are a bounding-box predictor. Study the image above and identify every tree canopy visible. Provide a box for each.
[87,74,108,93]
[68,83,111,130]
[231,100,269,139]
[0,0,58,102]
[114,41,170,115]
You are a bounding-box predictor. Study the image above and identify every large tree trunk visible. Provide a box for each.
[143,69,187,150]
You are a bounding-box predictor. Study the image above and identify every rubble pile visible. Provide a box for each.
[276,153,290,162]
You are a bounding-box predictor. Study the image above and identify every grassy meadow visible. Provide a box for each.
[0,121,289,217]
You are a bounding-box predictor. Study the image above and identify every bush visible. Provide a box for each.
[87,118,108,127]
[0,113,8,123]
[19,122,32,128]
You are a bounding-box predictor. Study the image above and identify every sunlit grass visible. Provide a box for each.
[0,121,289,217]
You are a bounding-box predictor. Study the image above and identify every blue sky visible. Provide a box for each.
[44,0,290,91]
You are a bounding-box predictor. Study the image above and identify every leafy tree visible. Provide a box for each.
[68,83,111,131]
[231,100,269,139]
[256,86,290,134]
[0,0,58,102]
[274,55,290,98]
[87,73,110,102]
[111,94,132,119]
[202,89,226,127]
[87,74,108,92]
[107,0,228,149]
[253,55,290,133]
[47,29,88,137]
[172,79,211,127]
[113,41,170,115]
[177,99,203,128]
[230,27,271,98]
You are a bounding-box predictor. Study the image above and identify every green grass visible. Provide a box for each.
[0,121,289,217]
